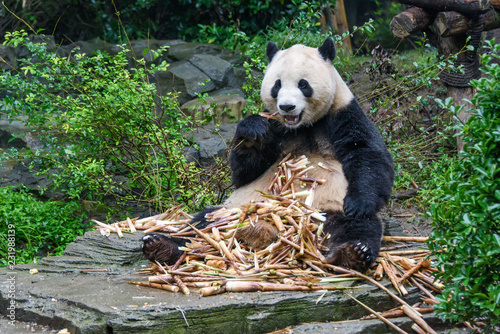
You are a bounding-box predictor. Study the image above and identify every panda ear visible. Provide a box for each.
[318,37,336,62]
[267,41,279,62]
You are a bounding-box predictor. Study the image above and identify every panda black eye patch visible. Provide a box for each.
[271,79,281,98]
[298,79,313,97]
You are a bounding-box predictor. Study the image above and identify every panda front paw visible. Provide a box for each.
[234,114,272,149]
[141,233,183,266]
[343,195,377,218]
[325,240,376,270]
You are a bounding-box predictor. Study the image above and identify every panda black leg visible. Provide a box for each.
[141,233,186,266]
[141,206,222,265]
[322,212,382,270]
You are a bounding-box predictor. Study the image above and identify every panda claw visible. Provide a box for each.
[325,240,376,270]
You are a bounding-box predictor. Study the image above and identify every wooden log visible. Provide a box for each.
[394,0,490,14]
[390,7,435,38]
[434,9,500,37]
[492,0,500,10]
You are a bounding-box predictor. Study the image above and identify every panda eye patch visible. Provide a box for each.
[298,79,313,97]
[271,79,281,99]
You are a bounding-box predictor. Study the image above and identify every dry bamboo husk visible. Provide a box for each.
[92,154,443,334]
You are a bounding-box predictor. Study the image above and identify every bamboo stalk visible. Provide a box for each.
[130,281,179,293]
[411,324,427,334]
[398,258,429,283]
[219,240,244,276]
[410,277,435,300]
[310,260,418,312]
[143,224,177,234]
[382,236,428,243]
[199,285,227,297]
[380,249,430,256]
[149,275,226,284]
[225,281,355,292]
[114,223,123,238]
[173,275,191,295]
[422,297,439,305]
[373,263,384,280]
[189,224,222,252]
[381,258,402,295]
[92,219,114,230]
[126,217,136,233]
[402,305,437,334]
[345,293,409,334]
[279,236,321,260]
[271,213,285,232]
[360,307,434,320]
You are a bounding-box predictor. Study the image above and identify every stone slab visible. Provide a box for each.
[0,229,406,334]
[0,224,464,334]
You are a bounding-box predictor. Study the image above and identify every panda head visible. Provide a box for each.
[261,37,351,128]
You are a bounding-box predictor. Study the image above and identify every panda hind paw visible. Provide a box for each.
[326,241,375,271]
[141,233,183,266]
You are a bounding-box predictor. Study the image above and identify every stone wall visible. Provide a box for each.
[0,37,251,196]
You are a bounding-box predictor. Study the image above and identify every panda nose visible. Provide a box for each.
[279,104,296,112]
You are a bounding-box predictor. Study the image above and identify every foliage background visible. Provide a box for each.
[429,41,500,328]
[0,0,400,48]
[1,1,499,328]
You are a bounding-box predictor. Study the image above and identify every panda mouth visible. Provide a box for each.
[283,113,302,125]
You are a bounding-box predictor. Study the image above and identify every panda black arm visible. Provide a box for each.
[328,101,394,218]
[230,113,284,188]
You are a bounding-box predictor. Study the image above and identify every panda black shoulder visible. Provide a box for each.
[327,98,383,147]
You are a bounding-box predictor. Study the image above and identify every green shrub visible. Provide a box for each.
[0,30,230,211]
[428,40,500,328]
[0,186,86,266]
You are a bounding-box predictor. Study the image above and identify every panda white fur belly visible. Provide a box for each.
[224,154,347,212]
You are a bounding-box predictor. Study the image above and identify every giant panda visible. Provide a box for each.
[142,37,394,270]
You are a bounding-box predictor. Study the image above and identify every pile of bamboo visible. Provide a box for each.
[92,204,193,237]
[92,155,444,333]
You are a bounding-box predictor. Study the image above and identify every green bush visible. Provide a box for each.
[0,186,86,266]
[428,40,500,328]
[0,30,230,211]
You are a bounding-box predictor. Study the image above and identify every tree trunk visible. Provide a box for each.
[390,6,435,38]
[434,9,500,37]
[448,87,475,151]
[394,0,490,14]
[438,34,477,151]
